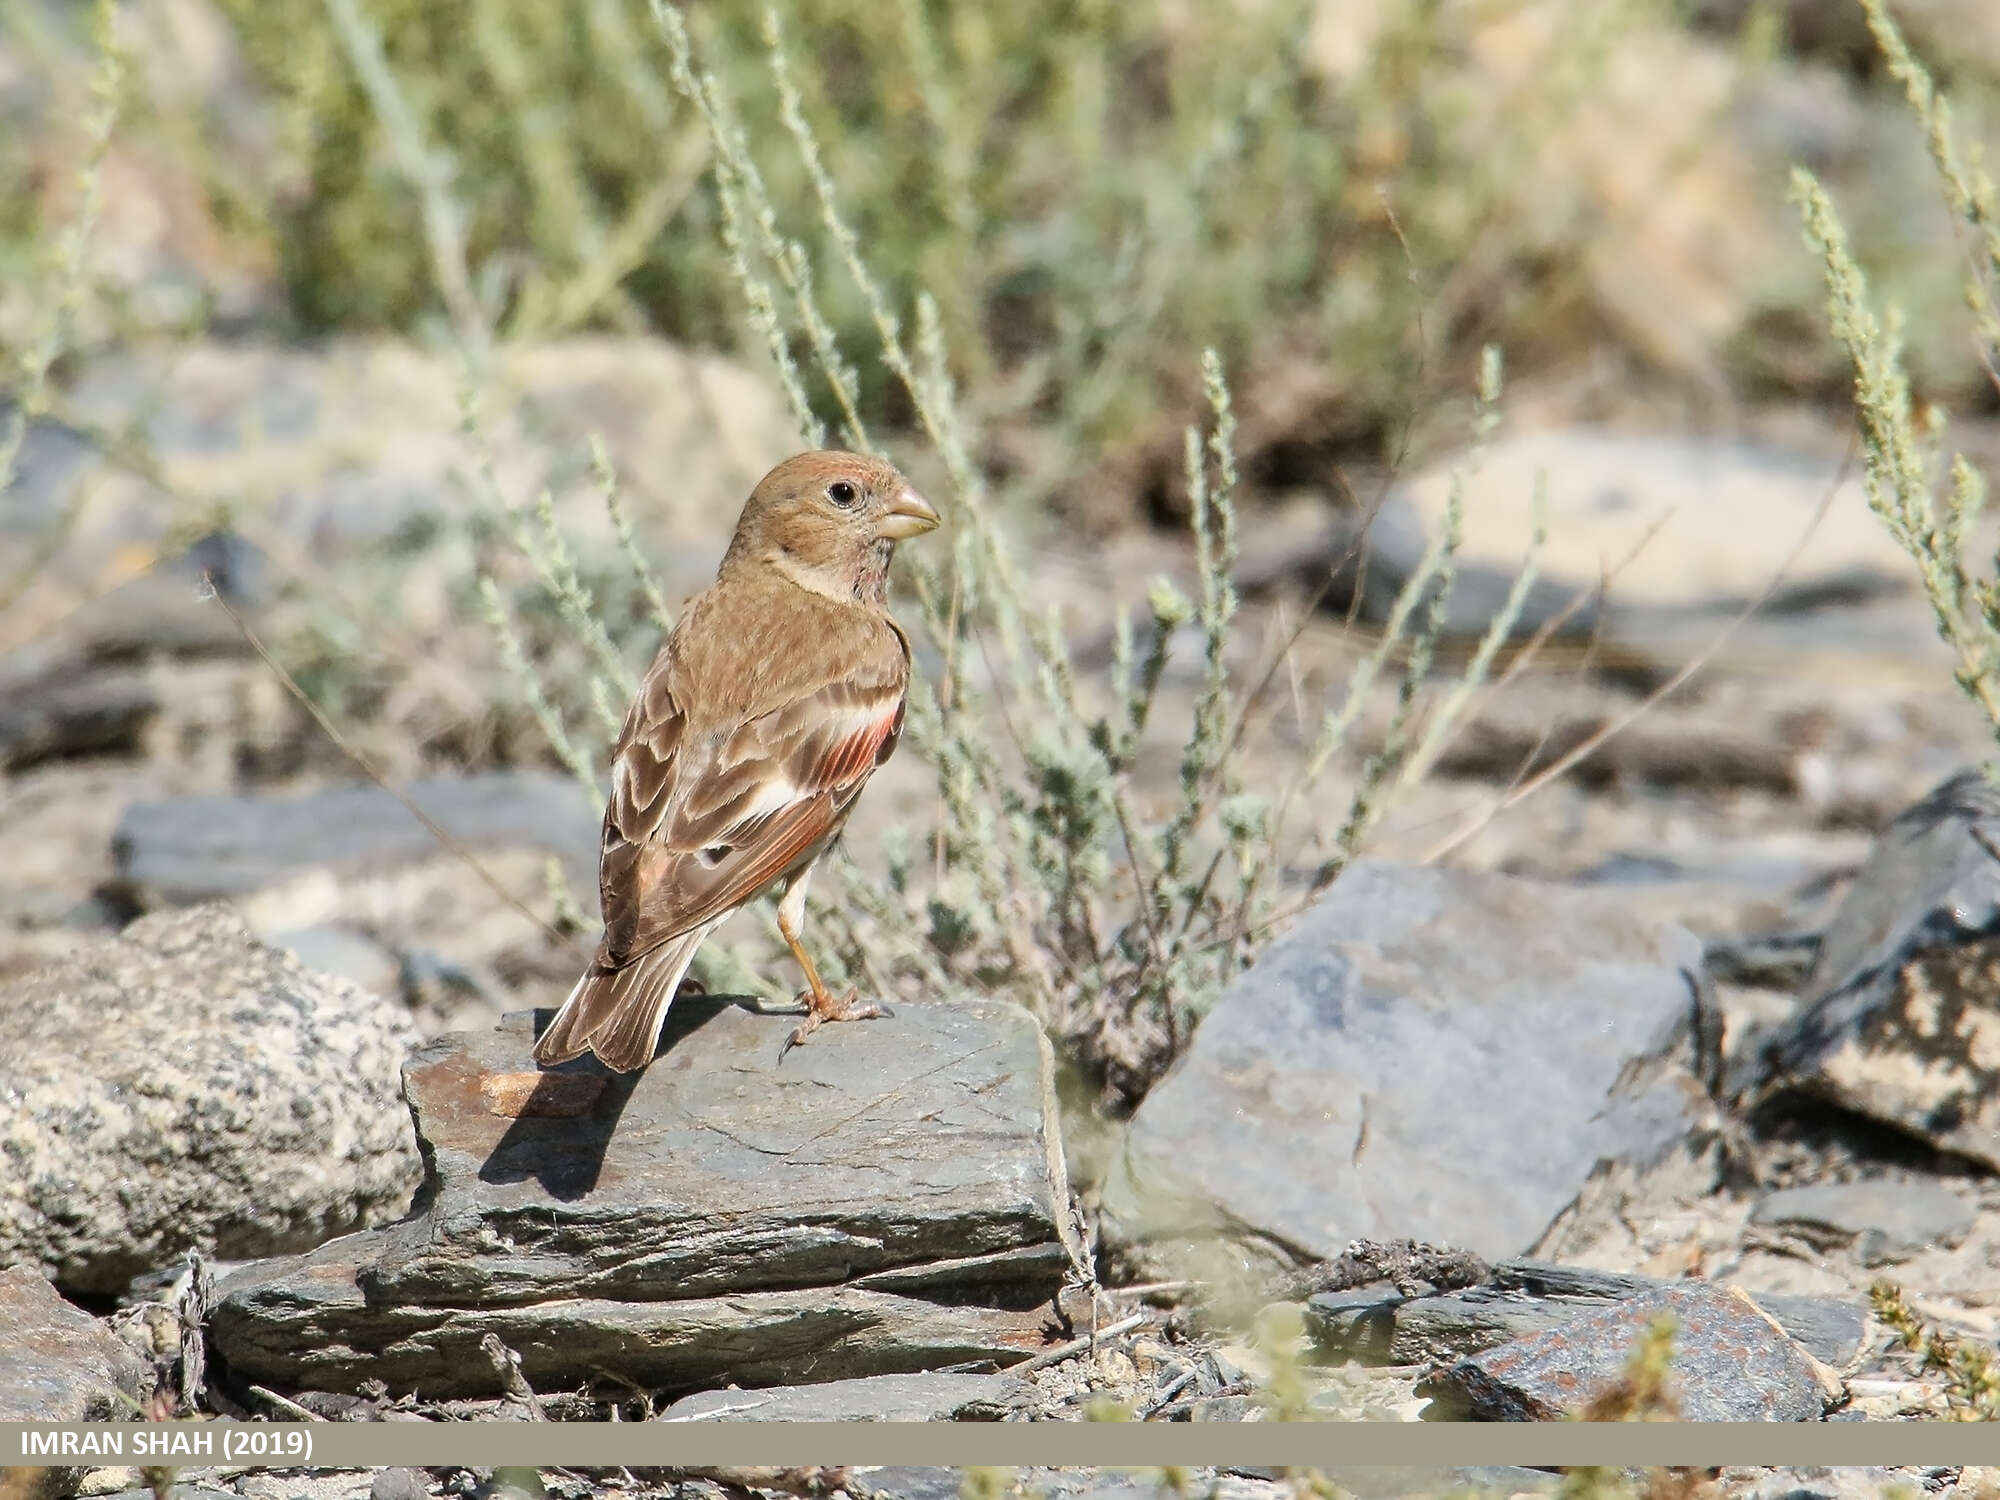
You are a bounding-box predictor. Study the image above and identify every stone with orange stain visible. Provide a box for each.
[476,1069,607,1119]
[210,997,1078,1398]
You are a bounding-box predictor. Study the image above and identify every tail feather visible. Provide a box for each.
[532,923,713,1072]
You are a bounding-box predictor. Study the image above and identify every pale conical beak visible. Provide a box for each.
[878,487,941,540]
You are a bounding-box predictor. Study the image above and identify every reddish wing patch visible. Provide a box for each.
[812,703,904,787]
[594,614,911,973]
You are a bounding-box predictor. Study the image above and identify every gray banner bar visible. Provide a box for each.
[4,1423,1998,1469]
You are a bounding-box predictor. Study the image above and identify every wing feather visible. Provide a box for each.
[591,614,909,972]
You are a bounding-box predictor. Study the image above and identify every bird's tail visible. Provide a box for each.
[532,923,712,1073]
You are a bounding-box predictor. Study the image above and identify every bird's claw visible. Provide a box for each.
[777,986,893,1060]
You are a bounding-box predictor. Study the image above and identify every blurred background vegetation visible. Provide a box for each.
[7,0,1998,527]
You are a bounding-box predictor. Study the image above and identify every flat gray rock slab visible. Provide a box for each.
[209,1240,1060,1398]
[112,771,599,911]
[659,1371,1030,1422]
[1748,770,2000,1168]
[1420,1281,1838,1421]
[0,664,157,772]
[1101,860,1715,1269]
[1309,1257,1866,1371]
[1751,1179,1977,1265]
[211,998,1075,1396]
[0,1267,152,1422]
[0,905,421,1294]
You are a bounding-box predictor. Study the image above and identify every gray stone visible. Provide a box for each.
[0,1267,152,1421]
[1384,429,1971,690]
[0,666,157,771]
[369,1471,430,1500]
[112,772,598,912]
[864,1475,1178,1500]
[1751,1179,1977,1265]
[211,999,1076,1396]
[659,1371,1031,1422]
[269,924,406,1003]
[1723,1468,1952,1500]
[7,341,797,643]
[112,773,607,1043]
[1307,1257,1866,1370]
[1420,1281,1839,1422]
[234,1470,379,1500]
[1233,493,1596,645]
[1401,428,1909,616]
[0,905,422,1294]
[55,538,270,659]
[1309,1288,1538,1367]
[1101,861,1716,1270]
[1748,770,2000,1167]
[1314,1476,1557,1500]
[862,1474,1550,1500]
[1491,1261,1866,1370]
[209,1227,1059,1399]
[1707,932,1823,991]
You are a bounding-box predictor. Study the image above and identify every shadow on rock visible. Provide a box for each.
[477,995,750,1200]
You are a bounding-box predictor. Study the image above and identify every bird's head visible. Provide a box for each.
[723,450,940,602]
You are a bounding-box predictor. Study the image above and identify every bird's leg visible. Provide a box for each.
[775,867,889,1055]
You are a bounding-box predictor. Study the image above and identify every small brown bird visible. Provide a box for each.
[532,450,939,1073]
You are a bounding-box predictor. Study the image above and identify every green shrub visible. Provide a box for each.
[457,0,1541,1114]
[1794,0,2000,745]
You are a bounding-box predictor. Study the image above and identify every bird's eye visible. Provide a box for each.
[827,479,859,508]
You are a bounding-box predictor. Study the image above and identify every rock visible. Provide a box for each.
[1721,1469,1957,1500]
[368,1473,429,1500]
[267,924,406,1003]
[1402,427,1900,611]
[112,772,598,909]
[1310,1288,1545,1368]
[1232,492,1594,644]
[1101,860,1717,1272]
[866,1476,1173,1500]
[0,1267,152,1421]
[1431,709,1800,794]
[111,772,601,1033]
[1307,1257,1866,1371]
[53,535,270,660]
[1492,1262,1867,1371]
[210,1236,1062,1402]
[1751,1180,1976,1266]
[211,998,1077,1397]
[0,904,422,1294]
[659,1371,1031,1422]
[870,1474,1554,1500]
[1707,932,1824,992]
[1748,770,2000,1168]
[1316,1476,1557,1500]
[8,340,796,626]
[0,666,158,771]
[1420,1281,1839,1421]
[1389,428,1963,681]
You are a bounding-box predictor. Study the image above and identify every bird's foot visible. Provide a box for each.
[780,985,893,1058]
